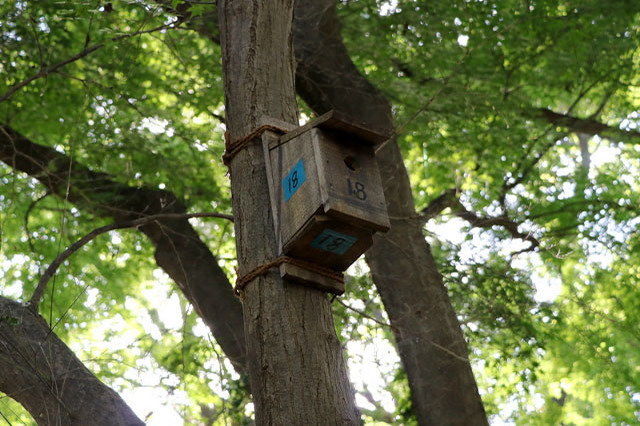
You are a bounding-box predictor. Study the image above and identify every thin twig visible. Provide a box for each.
[28,212,233,311]
[50,148,74,327]
[27,10,45,73]
[84,1,99,50]
[335,299,392,329]
[23,192,51,253]
[0,22,179,104]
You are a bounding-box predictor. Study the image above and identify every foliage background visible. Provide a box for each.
[1,0,639,424]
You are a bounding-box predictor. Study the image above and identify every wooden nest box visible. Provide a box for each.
[262,111,390,292]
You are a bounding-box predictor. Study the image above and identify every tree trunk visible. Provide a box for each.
[218,1,359,424]
[0,296,143,425]
[293,2,488,424]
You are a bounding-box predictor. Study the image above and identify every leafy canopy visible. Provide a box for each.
[1,0,640,424]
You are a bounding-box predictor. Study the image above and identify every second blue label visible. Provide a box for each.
[311,229,358,255]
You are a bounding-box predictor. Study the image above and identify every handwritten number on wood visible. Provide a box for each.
[347,178,367,201]
[287,170,299,193]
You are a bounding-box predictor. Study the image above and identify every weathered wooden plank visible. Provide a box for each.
[282,215,374,271]
[277,110,389,147]
[258,115,297,132]
[279,263,345,295]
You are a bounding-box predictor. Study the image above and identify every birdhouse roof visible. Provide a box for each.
[279,110,389,147]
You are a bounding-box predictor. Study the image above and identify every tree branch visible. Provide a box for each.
[28,212,233,311]
[419,188,459,221]
[537,108,640,140]
[451,200,541,253]
[154,0,220,43]
[418,190,541,252]
[0,297,144,424]
[0,123,248,373]
[501,126,557,199]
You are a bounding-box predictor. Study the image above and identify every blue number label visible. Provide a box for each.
[283,159,306,202]
[311,229,358,255]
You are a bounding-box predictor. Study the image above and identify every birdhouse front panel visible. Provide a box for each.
[310,128,390,232]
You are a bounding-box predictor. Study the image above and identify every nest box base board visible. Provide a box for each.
[280,263,345,295]
[282,214,374,271]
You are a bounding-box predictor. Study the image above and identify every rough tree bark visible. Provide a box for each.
[0,124,247,373]
[218,1,359,424]
[0,296,143,425]
[292,2,488,424]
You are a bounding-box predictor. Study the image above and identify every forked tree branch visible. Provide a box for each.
[421,189,541,253]
[452,204,541,254]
